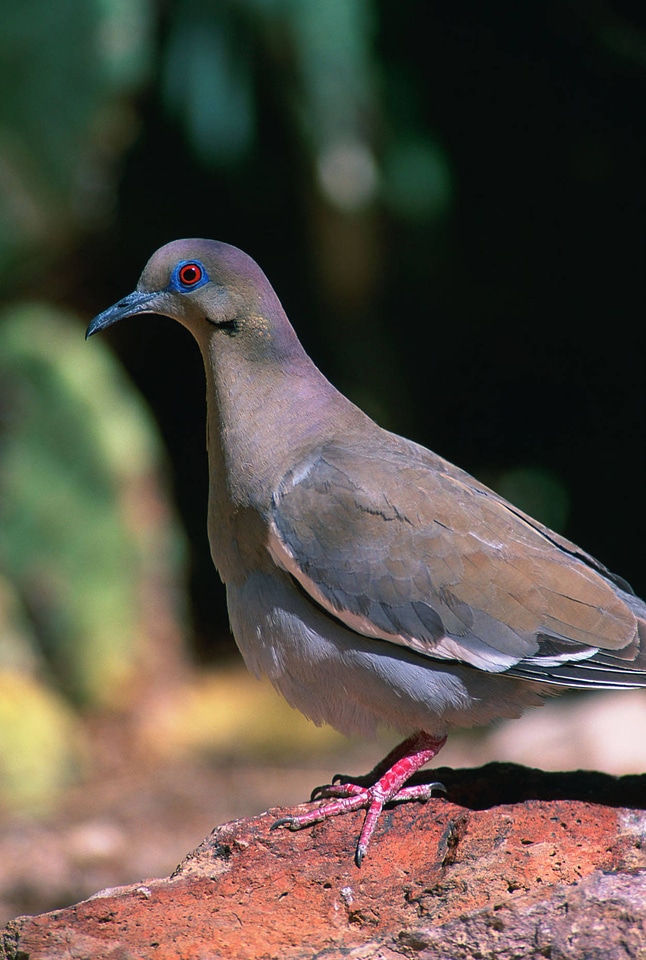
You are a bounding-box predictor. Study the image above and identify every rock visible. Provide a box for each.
[2,763,646,960]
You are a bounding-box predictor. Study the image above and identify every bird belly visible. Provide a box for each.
[225,570,550,739]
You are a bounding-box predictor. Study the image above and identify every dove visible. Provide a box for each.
[87,239,646,865]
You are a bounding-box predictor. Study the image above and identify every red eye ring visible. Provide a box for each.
[178,262,203,286]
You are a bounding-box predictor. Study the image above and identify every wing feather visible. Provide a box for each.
[268,439,641,680]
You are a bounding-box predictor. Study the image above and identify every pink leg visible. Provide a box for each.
[310,729,439,799]
[271,730,447,866]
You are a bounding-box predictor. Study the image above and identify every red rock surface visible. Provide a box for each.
[3,764,646,959]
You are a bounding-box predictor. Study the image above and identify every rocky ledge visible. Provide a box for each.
[2,764,646,960]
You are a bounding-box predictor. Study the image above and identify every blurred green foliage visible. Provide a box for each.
[0,660,82,813]
[0,300,186,809]
[0,304,163,704]
[160,0,453,217]
[0,0,175,811]
[0,0,152,282]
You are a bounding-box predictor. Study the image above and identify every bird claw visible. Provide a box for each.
[394,780,446,803]
[273,732,448,865]
[270,816,299,832]
[273,777,447,863]
[310,772,358,800]
[309,782,330,801]
[310,780,365,801]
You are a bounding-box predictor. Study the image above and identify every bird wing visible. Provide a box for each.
[268,440,638,676]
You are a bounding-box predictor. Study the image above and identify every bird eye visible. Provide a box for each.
[178,262,203,286]
[169,259,209,293]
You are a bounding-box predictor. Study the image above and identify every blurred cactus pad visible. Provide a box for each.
[0,304,186,808]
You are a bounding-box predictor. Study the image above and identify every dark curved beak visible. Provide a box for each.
[85,290,159,339]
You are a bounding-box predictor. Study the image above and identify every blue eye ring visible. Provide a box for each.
[169,259,210,292]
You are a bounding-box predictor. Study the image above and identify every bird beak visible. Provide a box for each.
[85,290,159,339]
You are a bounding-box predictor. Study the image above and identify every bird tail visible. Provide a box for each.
[508,592,646,690]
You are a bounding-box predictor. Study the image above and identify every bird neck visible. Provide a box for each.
[201,330,350,518]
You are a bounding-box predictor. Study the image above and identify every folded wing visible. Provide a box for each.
[268,439,645,687]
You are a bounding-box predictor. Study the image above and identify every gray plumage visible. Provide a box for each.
[87,238,646,862]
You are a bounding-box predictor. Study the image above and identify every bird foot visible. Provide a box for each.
[271,731,447,866]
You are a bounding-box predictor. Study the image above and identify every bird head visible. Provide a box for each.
[86,238,298,362]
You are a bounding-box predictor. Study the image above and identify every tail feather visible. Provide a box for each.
[506,613,646,690]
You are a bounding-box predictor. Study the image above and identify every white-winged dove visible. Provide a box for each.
[87,239,646,865]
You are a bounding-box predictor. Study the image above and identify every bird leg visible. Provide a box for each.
[311,729,445,797]
[271,730,447,866]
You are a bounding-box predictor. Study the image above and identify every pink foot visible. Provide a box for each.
[271,731,447,866]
